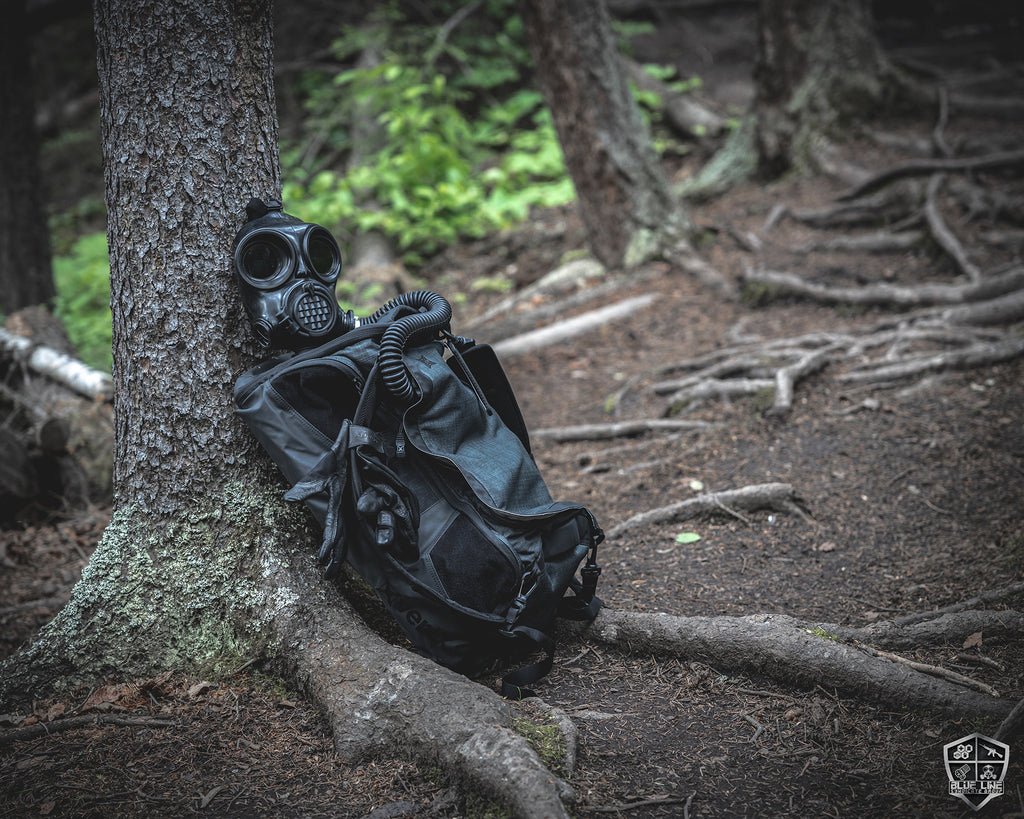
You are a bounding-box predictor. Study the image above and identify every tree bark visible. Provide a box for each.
[0,0,283,695]
[589,609,1014,720]
[516,0,691,268]
[0,3,579,814]
[754,0,898,176]
[0,0,56,314]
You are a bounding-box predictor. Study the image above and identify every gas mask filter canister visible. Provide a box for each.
[233,198,354,349]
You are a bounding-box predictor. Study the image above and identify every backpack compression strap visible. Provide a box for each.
[501,544,604,700]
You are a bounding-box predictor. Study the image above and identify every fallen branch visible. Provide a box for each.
[532,419,714,443]
[0,328,112,402]
[492,294,656,359]
[620,56,725,139]
[466,258,609,333]
[606,483,805,540]
[588,610,1013,720]
[0,715,175,746]
[858,644,999,697]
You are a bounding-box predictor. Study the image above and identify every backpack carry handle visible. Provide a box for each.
[377,291,453,403]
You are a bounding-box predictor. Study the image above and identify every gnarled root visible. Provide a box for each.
[264,542,573,819]
[588,609,1014,721]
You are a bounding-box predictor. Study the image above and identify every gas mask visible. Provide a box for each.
[233,198,354,350]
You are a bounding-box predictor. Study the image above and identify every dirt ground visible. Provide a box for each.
[3,6,1024,819]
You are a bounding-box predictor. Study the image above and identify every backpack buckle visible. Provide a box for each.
[500,572,537,635]
[580,563,602,602]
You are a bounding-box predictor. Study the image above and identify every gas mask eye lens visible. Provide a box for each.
[304,227,341,282]
[239,233,290,285]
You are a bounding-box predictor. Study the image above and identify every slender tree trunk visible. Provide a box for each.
[517,0,690,268]
[0,0,56,314]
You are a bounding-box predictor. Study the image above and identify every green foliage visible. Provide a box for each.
[52,231,112,372]
[281,1,576,268]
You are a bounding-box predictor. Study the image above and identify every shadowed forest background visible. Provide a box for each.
[2,1,1024,817]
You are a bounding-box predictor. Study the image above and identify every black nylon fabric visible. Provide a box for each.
[233,308,603,682]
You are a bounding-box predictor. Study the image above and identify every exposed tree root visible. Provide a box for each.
[742,267,1024,309]
[606,482,806,540]
[996,696,1024,742]
[839,334,1024,385]
[940,288,1024,326]
[763,181,923,231]
[266,540,574,819]
[622,267,1024,414]
[791,229,923,255]
[924,173,981,282]
[825,609,1024,650]
[894,580,1024,627]
[588,609,1014,720]
[838,148,1024,201]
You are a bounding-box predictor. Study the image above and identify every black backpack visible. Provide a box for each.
[233,291,603,696]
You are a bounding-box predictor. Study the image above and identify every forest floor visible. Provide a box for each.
[3,7,1024,819]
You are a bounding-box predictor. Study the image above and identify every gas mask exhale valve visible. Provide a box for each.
[233,198,356,350]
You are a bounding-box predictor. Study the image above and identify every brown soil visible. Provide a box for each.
[4,8,1024,819]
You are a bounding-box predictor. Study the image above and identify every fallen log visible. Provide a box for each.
[619,56,725,140]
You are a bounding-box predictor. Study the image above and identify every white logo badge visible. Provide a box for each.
[944,733,1010,810]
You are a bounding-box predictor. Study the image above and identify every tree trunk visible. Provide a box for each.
[0,0,284,694]
[753,0,896,176]
[516,0,691,268]
[0,0,56,314]
[0,4,579,814]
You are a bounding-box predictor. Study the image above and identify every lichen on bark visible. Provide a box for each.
[0,476,309,705]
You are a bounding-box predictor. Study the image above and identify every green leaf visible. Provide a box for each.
[674,532,702,544]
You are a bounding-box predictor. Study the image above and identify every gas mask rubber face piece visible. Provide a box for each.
[233,198,346,350]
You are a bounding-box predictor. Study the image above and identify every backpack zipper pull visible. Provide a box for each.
[395,427,407,458]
